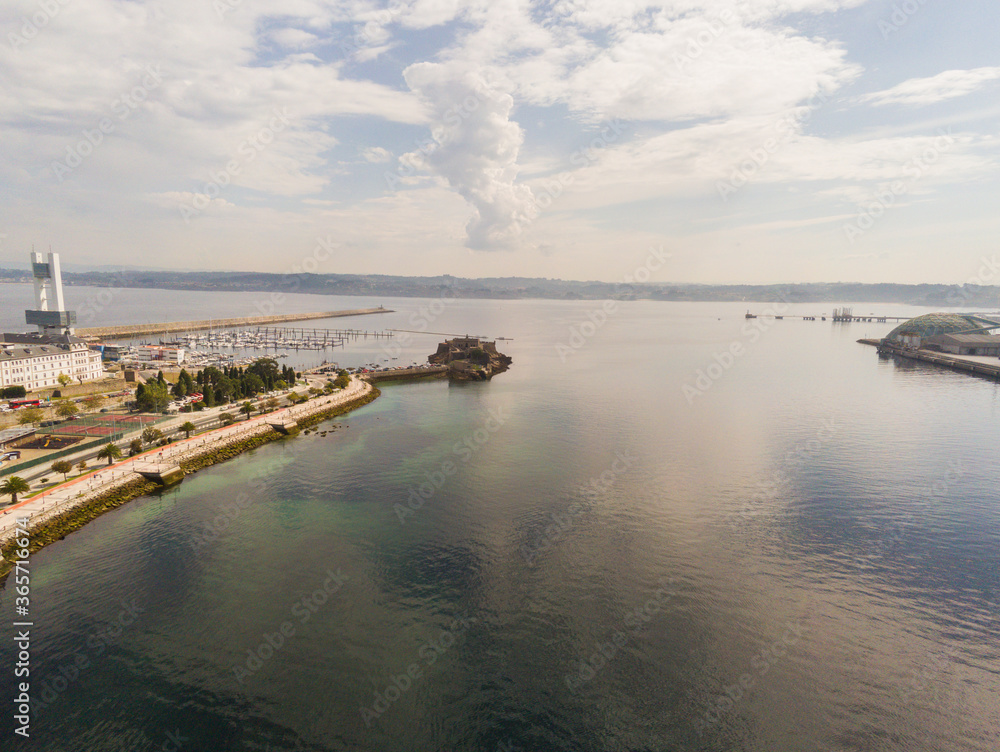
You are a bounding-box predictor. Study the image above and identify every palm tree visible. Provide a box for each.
[1,476,30,505]
[97,443,123,466]
[180,421,197,439]
[240,401,254,420]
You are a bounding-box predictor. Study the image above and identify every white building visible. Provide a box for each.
[0,341,104,391]
[0,250,104,391]
[128,346,185,364]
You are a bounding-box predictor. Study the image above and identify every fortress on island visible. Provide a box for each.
[428,337,512,381]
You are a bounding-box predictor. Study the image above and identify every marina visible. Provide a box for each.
[157,325,392,351]
[105,325,397,369]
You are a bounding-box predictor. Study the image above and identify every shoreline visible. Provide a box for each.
[0,381,381,583]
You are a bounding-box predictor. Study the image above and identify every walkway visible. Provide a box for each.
[0,377,372,543]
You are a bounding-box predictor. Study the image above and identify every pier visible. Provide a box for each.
[78,307,393,340]
[745,312,913,324]
[745,310,909,323]
[361,365,448,382]
[860,339,1000,380]
[134,464,185,485]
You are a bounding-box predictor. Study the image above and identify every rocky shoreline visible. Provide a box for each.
[0,382,381,583]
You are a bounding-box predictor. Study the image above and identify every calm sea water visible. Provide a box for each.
[1,285,999,751]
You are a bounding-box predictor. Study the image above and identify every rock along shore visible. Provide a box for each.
[0,378,381,582]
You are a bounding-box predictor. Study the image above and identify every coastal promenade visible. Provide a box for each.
[0,376,374,544]
[77,307,392,340]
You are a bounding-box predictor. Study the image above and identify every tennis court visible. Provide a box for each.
[41,413,166,438]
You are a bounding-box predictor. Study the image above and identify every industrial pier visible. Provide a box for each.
[859,339,1000,380]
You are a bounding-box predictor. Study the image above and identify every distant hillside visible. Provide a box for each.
[1,268,998,307]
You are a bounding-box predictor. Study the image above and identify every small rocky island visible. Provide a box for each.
[428,337,512,381]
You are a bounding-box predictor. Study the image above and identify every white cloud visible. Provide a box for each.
[403,62,535,250]
[268,28,320,48]
[362,146,392,163]
[860,68,1000,107]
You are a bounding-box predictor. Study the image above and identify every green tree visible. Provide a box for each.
[265,397,279,412]
[128,438,143,456]
[247,358,280,390]
[173,368,194,398]
[219,412,236,426]
[242,373,265,397]
[1,385,27,399]
[57,373,72,387]
[334,369,350,389]
[214,375,234,403]
[136,380,170,413]
[180,421,197,439]
[1,476,30,504]
[83,394,105,411]
[97,443,123,465]
[17,407,43,425]
[76,460,88,473]
[51,459,73,481]
[142,427,164,445]
[55,399,79,418]
[240,401,254,419]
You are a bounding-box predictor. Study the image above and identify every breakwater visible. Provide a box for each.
[78,308,392,340]
[361,366,448,382]
[860,338,1000,379]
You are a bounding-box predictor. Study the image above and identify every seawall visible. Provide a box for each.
[860,339,1000,380]
[78,308,393,340]
[0,380,381,581]
[361,366,448,382]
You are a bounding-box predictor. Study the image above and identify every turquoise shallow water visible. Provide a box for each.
[1,291,999,751]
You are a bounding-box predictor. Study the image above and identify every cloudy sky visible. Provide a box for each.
[1,0,998,284]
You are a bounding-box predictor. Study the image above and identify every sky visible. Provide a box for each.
[1,0,998,285]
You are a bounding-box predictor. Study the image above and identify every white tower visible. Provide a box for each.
[25,250,76,335]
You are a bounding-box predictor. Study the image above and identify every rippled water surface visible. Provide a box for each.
[1,288,998,751]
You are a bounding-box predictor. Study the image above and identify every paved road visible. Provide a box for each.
[1,375,332,486]
[0,376,368,541]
